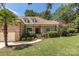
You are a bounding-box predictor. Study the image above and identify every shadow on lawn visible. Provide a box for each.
[0,44,32,51]
[8,44,32,50]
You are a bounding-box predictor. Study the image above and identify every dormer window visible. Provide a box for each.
[23,18,30,23]
[31,18,37,23]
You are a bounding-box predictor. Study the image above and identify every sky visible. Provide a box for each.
[5,3,63,16]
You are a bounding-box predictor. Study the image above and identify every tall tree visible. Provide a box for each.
[25,9,40,16]
[52,3,79,23]
[44,3,52,20]
[46,3,52,11]
[39,10,52,20]
[0,3,17,47]
[25,3,52,20]
[39,3,52,20]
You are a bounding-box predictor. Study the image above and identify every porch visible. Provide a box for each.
[25,25,59,34]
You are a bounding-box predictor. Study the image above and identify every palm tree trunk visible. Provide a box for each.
[4,18,8,47]
[1,3,8,47]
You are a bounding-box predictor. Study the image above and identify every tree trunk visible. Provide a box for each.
[4,18,8,47]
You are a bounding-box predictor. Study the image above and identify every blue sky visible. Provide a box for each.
[5,3,63,16]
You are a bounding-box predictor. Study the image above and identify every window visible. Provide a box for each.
[31,18,37,23]
[46,28,50,32]
[27,28,32,33]
[23,18,30,23]
[54,25,57,31]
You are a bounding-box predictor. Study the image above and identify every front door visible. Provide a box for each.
[35,28,40,34]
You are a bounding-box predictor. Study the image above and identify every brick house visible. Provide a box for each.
[0,16,65,41]
[19,16,63,34]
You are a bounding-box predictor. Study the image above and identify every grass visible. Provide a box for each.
[0,35,79,56]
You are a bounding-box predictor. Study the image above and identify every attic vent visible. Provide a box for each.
[23,18,30,23]
[31,18,37,23]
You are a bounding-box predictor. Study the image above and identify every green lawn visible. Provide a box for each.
[0,35,79,56]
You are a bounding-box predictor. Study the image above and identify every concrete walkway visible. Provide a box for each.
[0,39,42,49]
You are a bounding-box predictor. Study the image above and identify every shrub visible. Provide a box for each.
[60,24,76,36]
[22,33,36,41]
[67,28,76,33]
[42,33,48,38]
[58,26,69,36]
[73,17,79,32]
[67,28,76,36]
[42,31,59,38]
[48,31,59,37]
[61,27,76,36]
[62,29,69,36]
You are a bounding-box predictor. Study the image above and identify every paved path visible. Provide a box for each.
[0,39,42,49]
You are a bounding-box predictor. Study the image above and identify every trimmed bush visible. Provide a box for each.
[67,28,76,33]
[42,31,59,38]
[22,33,36,41]
[42,33,48,38]
[58,26,69,36]
[62,29,69,36]
[61,27,76,36]
[48,31,59,37]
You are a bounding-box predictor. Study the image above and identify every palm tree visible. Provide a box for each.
[0,3,17,47]
[44,3,52,20]
[46,3,52,10]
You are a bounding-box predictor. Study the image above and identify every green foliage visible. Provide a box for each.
[52,3,79,23]
[42,31,59,38]
[52,4,72,20]
[62,29,69,36]
[60,10,76,23]
[60,26,69,36]
[21,25,36,41]
[62,27,76,36]
[22,33,36,41]
[48,31,59,37]
[67,28,76,33]
[1,35,79,55]
[58,28,76,37]
[22,26,36,41]
[43,3,52,20]
[46,3,52,10]
[74,17,79,32]
[0,9,17,23]
[58,24,76,36]
[24,3,53,20]
[39,11,52,20]
[25,9,40,16]
[42,24,76,38]
[74,17,79,24]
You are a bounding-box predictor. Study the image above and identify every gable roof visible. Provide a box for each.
[19,16,60,25]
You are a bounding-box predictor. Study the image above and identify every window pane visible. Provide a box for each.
[46,28,50,32]
[27,28,32,33]
[23,18,30,23]
[31,18,37,23]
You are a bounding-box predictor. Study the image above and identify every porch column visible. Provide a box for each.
[40,26,43,34]
[32,27,35,34]
[56,24,59,32]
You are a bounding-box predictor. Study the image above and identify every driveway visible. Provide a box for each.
[0,39,42,49]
